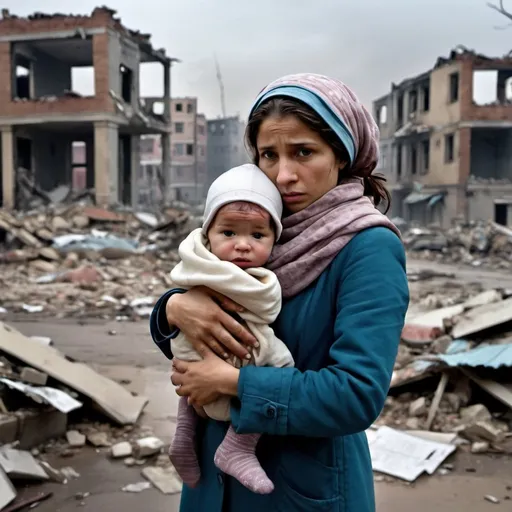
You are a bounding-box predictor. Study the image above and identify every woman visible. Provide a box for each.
[150,73,409,512]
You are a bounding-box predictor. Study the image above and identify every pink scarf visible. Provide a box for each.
[267,179,401,298]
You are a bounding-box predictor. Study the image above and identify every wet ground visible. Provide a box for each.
[6,259,512,510]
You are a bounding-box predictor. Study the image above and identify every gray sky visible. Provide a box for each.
[11,0,512,118]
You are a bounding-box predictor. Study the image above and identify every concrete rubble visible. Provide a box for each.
[404,221,512,270]
[372,283,512,482]
[0,319,179,509]
[0,203,199,320]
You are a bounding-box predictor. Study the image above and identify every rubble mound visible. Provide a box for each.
[404,221,512,270]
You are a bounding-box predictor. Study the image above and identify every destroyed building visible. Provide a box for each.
[374,46,512,227]
[139,98,208,205]
[0,7,175,210]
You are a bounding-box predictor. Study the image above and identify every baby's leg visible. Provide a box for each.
[214,425,274,494]
[169,397,201,488]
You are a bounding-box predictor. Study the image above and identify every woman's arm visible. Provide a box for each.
[149,286,259,360]
[230,229,409,438]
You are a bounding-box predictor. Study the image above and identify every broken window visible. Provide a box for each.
[71,67,95,96]
[175,122,184,133]
[397,94,404,127]
[152,101,165,116]
[421,140,430,173]
[409,90,418,114]
[396,143,402,178]
[187,103,194,114]
[175,103,183,112]
[472,70,498,105]
[174,143,184,156]
[71,141,87,192]
[140,137,155,154]
[506,77,512,101]
[411,145,417,175]
[449,72,459,103]
[14,56,31,99]
[421,84,430,111]
[186,144,194,156]
[445,134,455,163]
[378,106,388,125]
[120,65,133,103]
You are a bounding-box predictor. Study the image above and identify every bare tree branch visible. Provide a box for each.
[488,0,512,22]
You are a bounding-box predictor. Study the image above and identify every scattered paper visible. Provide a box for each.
[0,378,82,414]
[22,304,44,313]
[368,426,456,482]
[122,481,152,493]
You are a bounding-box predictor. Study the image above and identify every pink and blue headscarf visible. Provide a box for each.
[249,73,379,179]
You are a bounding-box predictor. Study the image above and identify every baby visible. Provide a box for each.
[169,164,294,494]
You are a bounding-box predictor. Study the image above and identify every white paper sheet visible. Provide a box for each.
[368,426,456,482]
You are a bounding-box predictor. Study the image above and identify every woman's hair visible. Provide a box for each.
[245,97,390,212]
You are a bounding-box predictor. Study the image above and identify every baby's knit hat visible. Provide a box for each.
[202,164,283,240]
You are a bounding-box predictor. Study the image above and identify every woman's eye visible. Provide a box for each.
[298,148,312,157]
[261,150,276,160]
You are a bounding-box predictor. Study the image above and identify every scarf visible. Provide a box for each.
[266,179,401,298]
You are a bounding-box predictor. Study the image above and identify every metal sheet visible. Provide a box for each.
[428,194,444,208]
[438,343,512,369]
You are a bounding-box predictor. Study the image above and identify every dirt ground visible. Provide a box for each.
[6,259,512,511]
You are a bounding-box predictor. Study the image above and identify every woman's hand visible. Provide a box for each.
[171,352,240,407]
[166,286,258,360]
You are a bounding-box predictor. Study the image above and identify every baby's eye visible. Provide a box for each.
[223,230,235,237]
[253,233,264,239]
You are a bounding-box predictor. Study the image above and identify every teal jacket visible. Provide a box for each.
[150,227,409,512]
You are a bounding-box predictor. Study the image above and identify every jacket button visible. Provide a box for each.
[266,405,276,418]
[217,473,224,485]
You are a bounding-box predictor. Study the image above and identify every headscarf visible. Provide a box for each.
[248,73,402,298]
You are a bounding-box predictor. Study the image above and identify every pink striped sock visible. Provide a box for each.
[214,425,274,495]
[169,397,201,488]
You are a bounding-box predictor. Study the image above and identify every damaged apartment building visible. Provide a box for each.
[0,7,175,209]
[374,46,512,227]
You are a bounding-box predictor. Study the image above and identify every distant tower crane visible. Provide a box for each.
[214,54,227,118]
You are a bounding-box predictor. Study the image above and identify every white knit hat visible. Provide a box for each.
[202,164,283,240]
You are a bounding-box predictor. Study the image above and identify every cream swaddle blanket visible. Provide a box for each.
[170,228,294,421]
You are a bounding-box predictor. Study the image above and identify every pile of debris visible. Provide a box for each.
[0,322,180,509]
[0,204,199,319]
[369,287,512,483]
[404,221,512,270]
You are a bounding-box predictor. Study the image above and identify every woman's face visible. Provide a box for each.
[256,114,345,213]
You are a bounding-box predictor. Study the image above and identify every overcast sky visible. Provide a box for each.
[10,0,512,118]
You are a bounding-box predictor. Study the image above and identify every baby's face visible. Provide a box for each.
[208,203,275,269]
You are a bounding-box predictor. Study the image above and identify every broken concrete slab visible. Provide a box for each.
[0,466,16,509]
[111,442,133,459]
[462,369,512,410]
[462,289,503,309]
[460,404,492,424]
[20,367,48,386]
[87,432,111,447]
[407,304,465,329]
[0,322,147,424]
[0,415,18,445]
[401,324,443,346]
[0,448,48,481]
[141,466,182,495]
[451,296,512,339]
[66,430,86,448]
[459,420,508,444]
[17,410,67,450]
[409,397,427,417]
[135,437,164,458]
